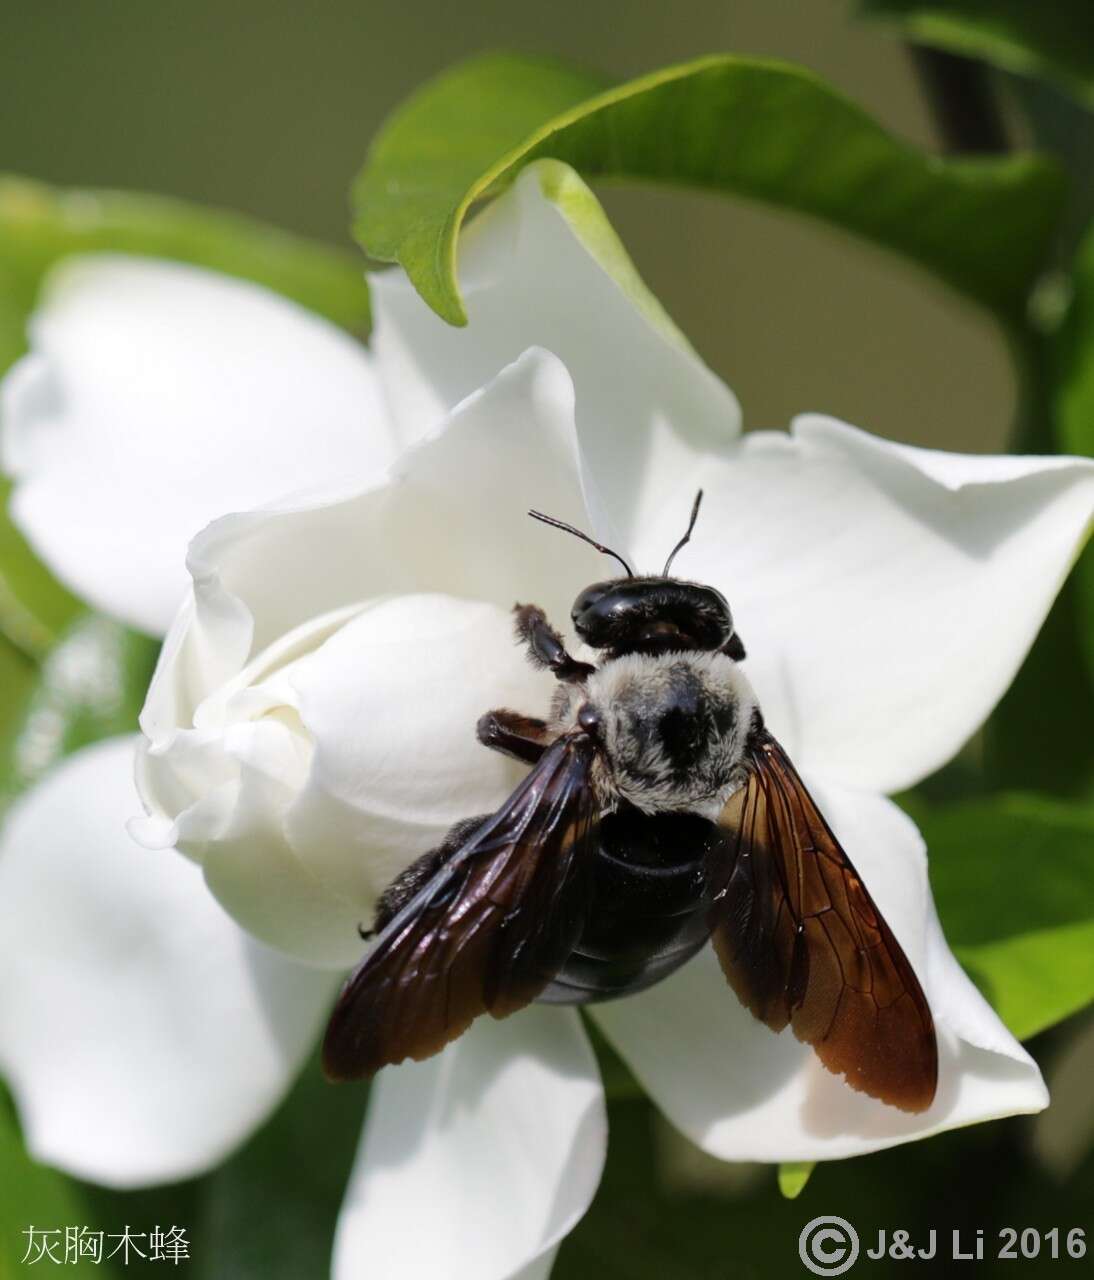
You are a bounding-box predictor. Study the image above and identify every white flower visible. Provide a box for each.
[1,161,1092,1279]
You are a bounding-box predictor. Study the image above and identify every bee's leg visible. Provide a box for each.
[477,708,551,764]
[514,603,595,683]
[368,814,491,936]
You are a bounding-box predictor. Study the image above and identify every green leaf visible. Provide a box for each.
[923,793,1094,1039]
[958,922,1094,1042]
[858,0,1094,110]
[777,1162,815,1200]
[354,52,1064,326]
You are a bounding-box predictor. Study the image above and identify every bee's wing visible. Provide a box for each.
[710,729,938,1113]
[322,733,599,1080]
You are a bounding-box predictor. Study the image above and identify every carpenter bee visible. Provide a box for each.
[323,494,938,1113]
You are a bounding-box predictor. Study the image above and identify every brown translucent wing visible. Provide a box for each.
[711,728,938,1113]
[322,733,598,1081]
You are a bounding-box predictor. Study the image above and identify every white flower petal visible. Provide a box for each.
[0,736,336,1187]
[333,1007,605,1280]
[137,594,552,967]
[135,351,600,963]
[149,346,597,729]
[592,784,1046,1162]
[371,161,740,547]
[133,604,377,968]
[0,255,393,636]
[642,417,1094,792]
[285,593,553,924]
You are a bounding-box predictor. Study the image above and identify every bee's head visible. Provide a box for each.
[570,576,734,657]
[529,491,744,659]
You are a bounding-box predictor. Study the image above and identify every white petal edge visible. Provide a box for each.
[141,347,602,741]
[0,255,395,636]
[370,160,741,549]
[333,1007,606,1280]
[592,783,1046,1163]
[0,736,336,1187]
[638,416,1094,792]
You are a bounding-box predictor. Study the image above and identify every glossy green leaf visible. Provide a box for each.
[355,52,1064,326]
[858,0,1094,110]
[923,793,1094,1039]
[777,1162,815,1200]
[959,922,1094,1042]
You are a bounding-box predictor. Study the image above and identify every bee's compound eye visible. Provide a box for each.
[571,579,625,645]
[577,703,602,736]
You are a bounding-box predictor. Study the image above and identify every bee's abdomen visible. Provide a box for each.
[536,806,720,1006]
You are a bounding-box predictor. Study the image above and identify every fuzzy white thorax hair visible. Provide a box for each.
[552,650,759,818]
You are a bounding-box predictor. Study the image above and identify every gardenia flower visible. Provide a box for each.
[2,161,1092,1279]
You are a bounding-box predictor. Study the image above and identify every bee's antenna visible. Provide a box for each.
[528,510,634,578]
[662,489,703,576]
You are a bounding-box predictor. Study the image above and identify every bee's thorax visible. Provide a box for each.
[552,649,758,815]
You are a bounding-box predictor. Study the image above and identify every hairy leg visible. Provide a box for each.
[513,603,595,683]
[367,814,492,938]
[477,708,551,764]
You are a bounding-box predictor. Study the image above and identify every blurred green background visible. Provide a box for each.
[1,3,1092,1278]
[0,0,1015,452]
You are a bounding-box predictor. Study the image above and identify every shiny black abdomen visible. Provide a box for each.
[536,804,722,1005]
